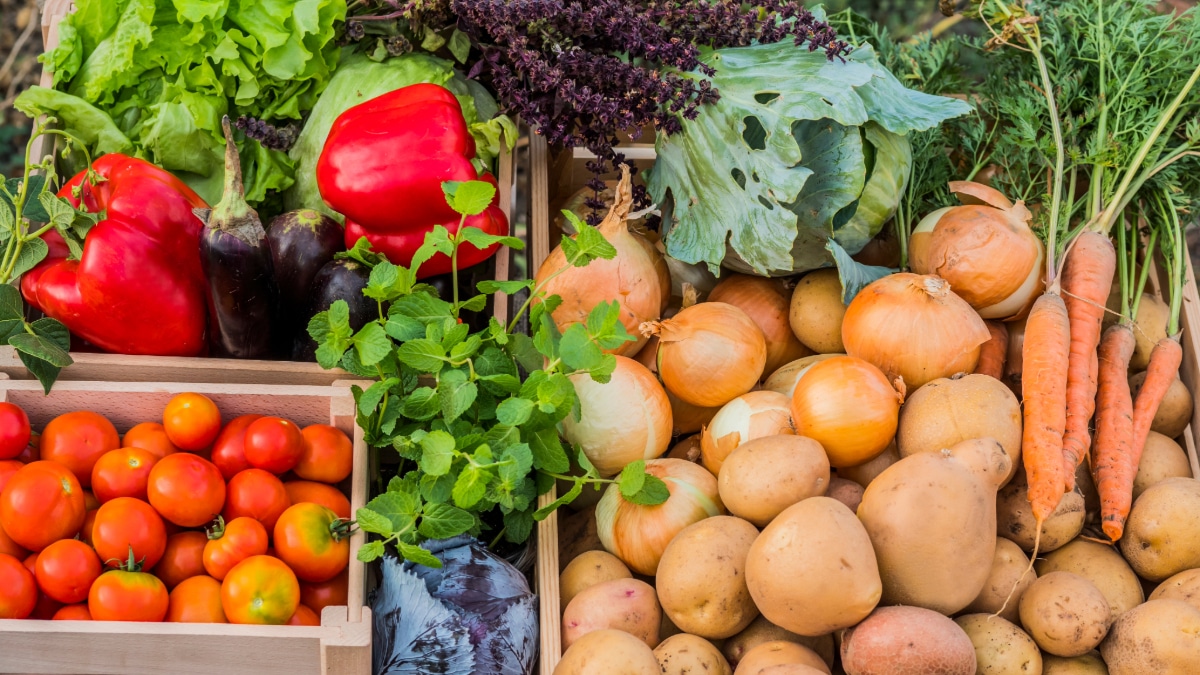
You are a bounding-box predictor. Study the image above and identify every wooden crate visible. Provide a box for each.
[0,379,372,675]
[7,0,516,386]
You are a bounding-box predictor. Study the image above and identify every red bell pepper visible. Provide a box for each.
[316,83,508,278]
[21,154,210,356]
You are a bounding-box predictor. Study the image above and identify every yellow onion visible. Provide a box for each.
[667,434,702,463]
[633,336,660,374]
[708,274,814,377]
[641,302,767,408]
[596,458,725,575]
[762,353,842,398]
[791,356,901,468]
[562,356,673,477]
[534,165,670,356]
[910,181,1044,320]
[668,390,720,436]
[700,390,795,476]
[842,273,990,390]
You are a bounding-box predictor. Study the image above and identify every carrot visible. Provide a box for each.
[1093,323,1136,542]
[1130,336,1184,467]
[973,321,1008,380]
[1021,292,1071,525]
[1060,232,1117,488]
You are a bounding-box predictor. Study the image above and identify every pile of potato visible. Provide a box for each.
[552,273,1200,675]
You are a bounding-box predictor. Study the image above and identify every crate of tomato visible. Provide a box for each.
[0,378,371,675]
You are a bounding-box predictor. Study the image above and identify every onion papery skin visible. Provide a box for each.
[763,353,842,398]
[791,355,900,468]
[842,273,990,391]
[596,458,725,575]
[634,336,660,375]
[700,390,795,477]
[562,356,673,477]
[645,302,767,408]
[708,275,813,377]
[534,168,669,357]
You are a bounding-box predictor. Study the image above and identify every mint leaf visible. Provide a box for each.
[449,335,482,364]
[560,218,617,267]
[480,373,520,394]
[385,315,425,341]
[532,311,561,360]
[357,378,400,417]
[389,292,453,325]
[500,443,533,482]
[419,502,474,539]
[442,180,497,217]
[457,294,488,313]
[625,474,670,506]
[587,300,635,350]
[618,460,647,498]
[440,322,469,350]
[336,237,386,268]
[506,333,543,373]
[402,387,440,420]
[576,446,600,479]
[452,464,490,509]
[420,472,456,504]
[533,480,583,520]
[353,322,392,367]
[357,540,386,562]
[496,397,535,426]
[458,227,523,252]
[478,279,534,295]
[396,339,447,372]
[559,323,604,371]
[397,541,443,568]
[420,430,457,476]
[528,427,569,473]
[364,491,420,532]
[588,355,618,383]
[438,369,477,423]
[364,262,412,301]
[410,225,455,275]
[503,509,534,543]
[355,508,393,536]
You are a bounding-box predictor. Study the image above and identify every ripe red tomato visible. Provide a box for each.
[273,503,351,583]
[35,539,102,604]
[40,411,120,487]
[31,593,64,619]
[0,460,86,551]
[166,575,227,623]
[78,509,99,547]
[203,516,268,581]
[283,481,351,519]
[52,603,92,620]
[13,433,37,463]
[121,422,179,460]
[147,453,226,527]
[287,603,321,626]
[82,490,101,511]
[88,568,169,622]
[0,459,22,491]
[162,393,222,452]
[156,531,208,590]
[300,569,349,615]
[0,403,31,460]
[92,498,167,570]
[224,469,290,531]
[243,417,304,474]
[0,553,37,618]
[0,461,25,558]
[210,414,263,481]
[294,425,353,484]
[91,447,159,503]
[221,555,299,625]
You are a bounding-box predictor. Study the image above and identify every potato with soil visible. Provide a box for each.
[857,438,1010,614]
[745,497,881,636]
[1119,477,1200,581]
[1133,431,1192,499]
[657,516,760,639]
[733,641,830,675]
[1018,571,1111,657]
[560,550,632,608]
[562,578,661,649]
[825,476,863,512]
[1036,539,1144,617]
[962,537,1037,623]
[1130,371,1193,439]
[840,606,976,675]
[717,436,829,527]
[1150,568,1200,611]
[954,613,1042,675]
[997,474,1085,553]
[1100,599,1200,675]
[838,442,899,489]
[654,634,732,675]
[722,617,835,670]
[897,373,1022,485]
[1042,653,1109,675]
[789,269,846,354]
[555,629,662,675]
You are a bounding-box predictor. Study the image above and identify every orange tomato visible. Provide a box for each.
[0,553,37,619]
[162,393,222,452]
[203,517,268,581]
[82,490,101,511]
[78,509,99,547]
[0,459,22,491]
[294,425,353,484]
[210,414,263,481]
[156,531,208,590]
[166,575,227,623]
[91,447,159,503]
[52,603,92,620]
[147,453,226,528]
[221,555,299,625]
[287,604,321,626]
[121,422,179,460]
[243,417,304,474]
[224,469,290,532]
[273,503,350,583]
[91,498,167,570]
[35,539,102,604]
[282,481,351,519]
[0,402,31,460]
[40,411,120,487]
[88,568,169,622]
[0,461,26,558]
[0,460,86,551]
[300,569,348,615]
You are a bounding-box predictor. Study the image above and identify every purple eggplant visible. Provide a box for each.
[193,116,277,359]
[292,259,372,361]
[267,209,343,337]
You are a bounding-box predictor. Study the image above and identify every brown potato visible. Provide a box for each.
[554,629,661,675]
[754,667,828,675]
[837,441,899,489]
[963,537,1037,623]
[1134,431,1192,499]
[997,475,1085,553]
[1130,371,1193,440]
[657,516,760,639]
[560,550,632,609]
[1041,652,1109,674]
[654,634,732,675]
[1036,539,1144,617]
[1120,477,1200,581]
[1100,599,1200,675]
[733,641,830,675]
[1018,571,1111,657]
[825,476,863,512]
[1149,568,1200,611]
[1130,294,1169,371]
[897,373,1023,485]
[721,617,835,670]
[1075,457,1100,522]
[718,436,829,527]
[840,606,975,675]
[954,613,1042,675]
[789,269,846,354]
[562,578,661,650]
[668,434,703,463]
